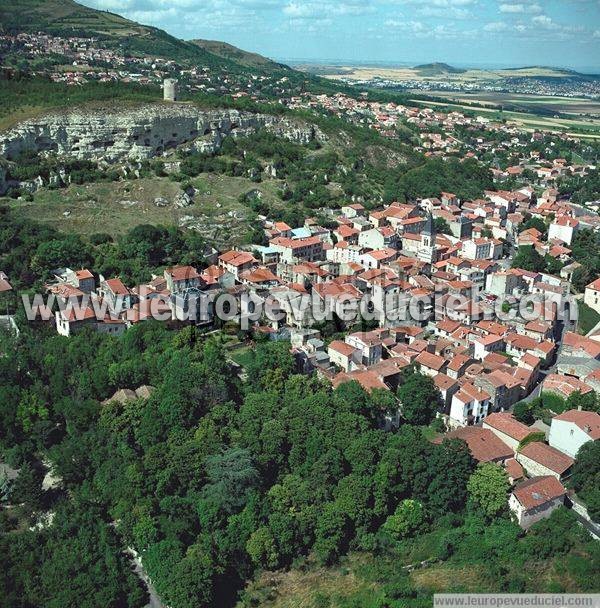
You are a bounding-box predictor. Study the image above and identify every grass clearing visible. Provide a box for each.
[229,345,254,369]
[1,173,284,246]
[577,301,600,335]
[240,554,378,608]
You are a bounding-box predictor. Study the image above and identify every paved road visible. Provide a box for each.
[127,549,165,608]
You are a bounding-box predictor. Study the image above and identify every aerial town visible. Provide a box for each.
[0,77,600,531]
[2,81,598,536]
[1,2,599,606]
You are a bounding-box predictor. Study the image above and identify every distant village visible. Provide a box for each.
[334,74,600,99]
[0,32,296,99]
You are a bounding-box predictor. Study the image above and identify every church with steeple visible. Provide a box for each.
[417,212,438,265]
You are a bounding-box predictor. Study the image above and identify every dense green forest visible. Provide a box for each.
[1,320,598,608]
[0,207,209,288]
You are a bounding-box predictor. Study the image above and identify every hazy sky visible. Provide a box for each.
[79,0,600,71]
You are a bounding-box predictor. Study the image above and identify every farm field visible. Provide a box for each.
[409,98,600,138]
[317,64,597,85]
[415,90,600,117]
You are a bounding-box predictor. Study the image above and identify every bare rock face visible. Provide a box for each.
[0,103,326,164]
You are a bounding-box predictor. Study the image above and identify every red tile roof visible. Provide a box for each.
[104,278,129,296]
[416,351,447,371]
[505,458,524,481]
[553,409,600,440]
[563,332,600,358]
[328,340,356,358]
[519,442,574,475]
[240,267,280,284]
[434,373,458,392]
[543,374,593,399]
[484,413,532,442]
[166,265,201,281]
[512,476,566,510]
[332,370,388,392]
[219,250,257,267]
[434,427,512,463]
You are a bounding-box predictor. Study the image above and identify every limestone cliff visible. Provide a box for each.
[0,103,325,163]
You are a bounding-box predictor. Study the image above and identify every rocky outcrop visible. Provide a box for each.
[0,103,326,163]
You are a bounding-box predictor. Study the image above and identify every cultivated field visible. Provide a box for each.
[318,64,593,85]
[410,98,600,138]
[417,91,600,117]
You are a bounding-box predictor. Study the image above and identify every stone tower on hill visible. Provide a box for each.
[163,78,178,102]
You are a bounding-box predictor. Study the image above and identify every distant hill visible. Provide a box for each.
[414,63,467,76]
[190,39,290,71]
[0,0,239,69]
[0,0,295,75]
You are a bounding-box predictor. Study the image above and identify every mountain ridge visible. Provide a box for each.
[190,39,290,71]
[0,0,292,75]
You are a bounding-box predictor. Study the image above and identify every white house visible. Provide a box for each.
[345,332,383,367]
[584,278,600,315]
[548,409,600,458]
[461,238,492,261]
[449,383,491,427]
[328,340,360,373]
[548,216,579,246]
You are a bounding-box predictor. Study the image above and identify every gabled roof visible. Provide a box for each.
[512,476,566,510]
[328,340,357,358]
[219,250,257,266]
[519,442,574,475]
[434,427,512,463]
[75,269,94,280]
[416,351,447,371]
[447,353,471,372]
[103,278,129,296]
[332,370,388,392]
[455,383,490,403]
[553,409,600,440]
[563,332,600,358]
[240,267,280,284]
[165,265,202,281]
[505,458,524,481]
[484,413,532,442]
[58,306,97,323]
[434,373,458,392]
